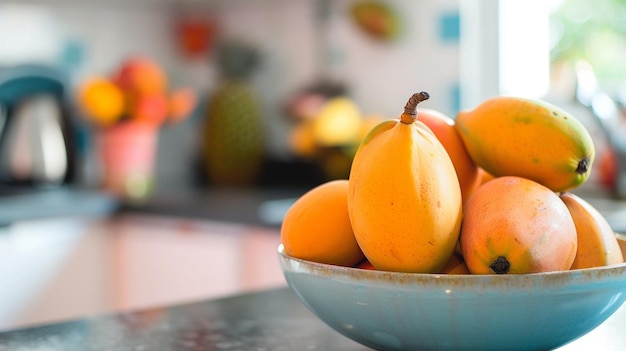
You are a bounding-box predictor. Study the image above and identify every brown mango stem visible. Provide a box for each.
[400,91,430,124]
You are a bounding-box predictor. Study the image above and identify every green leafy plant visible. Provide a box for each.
[550,0,626,91]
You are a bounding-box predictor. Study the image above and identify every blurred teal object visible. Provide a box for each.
[60,39,85,70]
[438,12,460,43]
[0,65,65,105]
[278,239,626,351]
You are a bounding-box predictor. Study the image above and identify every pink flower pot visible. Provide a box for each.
[97,120,158,199]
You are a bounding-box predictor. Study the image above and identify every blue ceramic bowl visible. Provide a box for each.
[277,235,626,351]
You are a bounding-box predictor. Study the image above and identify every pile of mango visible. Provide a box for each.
[281,92,624,275]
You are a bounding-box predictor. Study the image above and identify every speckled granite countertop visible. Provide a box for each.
[0,288,370,351]
[1,286,626,350]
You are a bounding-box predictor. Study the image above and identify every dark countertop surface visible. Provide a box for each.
[0,287,369,351]
[1,286,626,351]
[0,184,308,228]
[120,186,309,228]
[0,186,118,226]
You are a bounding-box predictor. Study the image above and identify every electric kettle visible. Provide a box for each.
[0,64,79,189]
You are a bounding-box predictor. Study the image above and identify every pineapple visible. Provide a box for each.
[201,40,265,186]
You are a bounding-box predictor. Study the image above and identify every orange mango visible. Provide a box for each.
[476,167,496,185]
[461,176,578,274]
[438,253,469,274]
[281,180,365,266]
[355,260,377,270]
[417,108,480,204]
[560,192,623,269]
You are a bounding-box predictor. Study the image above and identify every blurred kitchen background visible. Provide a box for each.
[1,0,626,332]
[2,0,625,199]
[3,0,468,194]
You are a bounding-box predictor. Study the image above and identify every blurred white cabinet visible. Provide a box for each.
[110,215,285,310]
[0,215,285,331]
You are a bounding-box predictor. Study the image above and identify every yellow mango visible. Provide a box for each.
[348,92,463,273]
[455,96,595,192]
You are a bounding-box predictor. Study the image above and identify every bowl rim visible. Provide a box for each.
[278,241,626,351]
[277,236,626,286]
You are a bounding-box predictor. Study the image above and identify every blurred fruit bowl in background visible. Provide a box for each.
[77,57,198,199]
[285,93,384,180]
[78,57,197,129]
